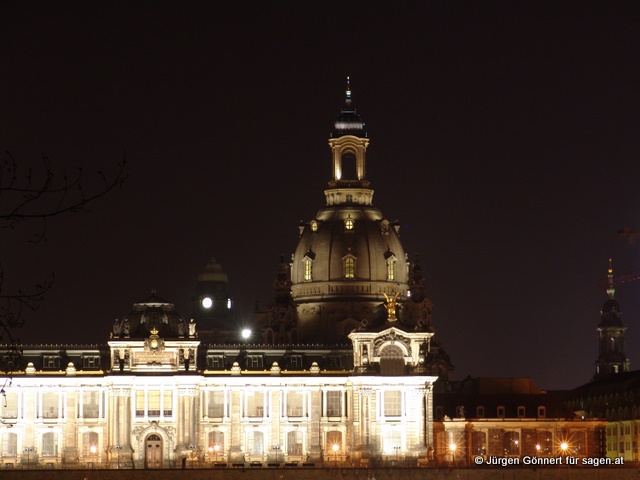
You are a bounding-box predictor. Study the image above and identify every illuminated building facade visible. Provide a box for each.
[0,84,443,469]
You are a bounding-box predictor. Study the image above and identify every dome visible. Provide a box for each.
[333,109,366,136]
[290,204,409,341]
[112,290,188,339]
[197,257,229,283]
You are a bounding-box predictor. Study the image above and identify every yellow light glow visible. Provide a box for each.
[332,443,340,452]
[449,442,457,452]
[560,442,569,451]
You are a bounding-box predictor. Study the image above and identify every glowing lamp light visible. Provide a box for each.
[201,297,213,309]
[90,445,98,454]
[332,444,339,452]
[241,328,252,339]
[560,442,569,451]
[448,442,457,452]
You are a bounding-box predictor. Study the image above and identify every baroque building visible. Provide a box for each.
[0,83,445,469]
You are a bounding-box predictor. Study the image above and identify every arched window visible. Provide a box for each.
[537,430,553,456]
[42,432,58,456]
[303,258,313,281]
[82,431,99,457]
[208,431,224,453]
[386,257,396,281]
[287,430,303,455]
[471,431,486,455]
[503,431,520,455]
[248,430,264,454]
[1,432,17,456]
[326,430,342,451]
[344,256,356,279]
[380,344,405,375]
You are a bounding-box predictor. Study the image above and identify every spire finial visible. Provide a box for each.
[607,258,616,299]
[345,76,352,107]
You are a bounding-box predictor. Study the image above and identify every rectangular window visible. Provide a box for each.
[1,391,18,419]
[41,392,60,419]
[245,391,265,418]
[246,356,263,369]
[163,390,173,416]
[517,406,526,418]
[326,356,342,369]
[82,391,100,418]
[82,356,100,369]
[326,391,342,417]
[136,391,145,417]
[286,391,303,417]
[208,355,225,369]
[207,391,225,418]
[148,391,161,417]
[42,356,60,370]
[537,406,546,418]
[476,406,485,418]
[383,391,402,417]
[289,355,303,369]
[497,406,505,418]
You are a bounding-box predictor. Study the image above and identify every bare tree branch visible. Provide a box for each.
[0,152,127,380]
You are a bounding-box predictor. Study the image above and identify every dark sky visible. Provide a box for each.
[2,2,640,391]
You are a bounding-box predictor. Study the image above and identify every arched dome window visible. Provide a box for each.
[343,255,356,279]
[303,258,313,281]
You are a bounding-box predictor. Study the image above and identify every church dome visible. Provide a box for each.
[289,81,409,342]
[113,290,188,339]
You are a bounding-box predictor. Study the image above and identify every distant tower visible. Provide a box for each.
[595,258,630,379]
[192,258,235,341]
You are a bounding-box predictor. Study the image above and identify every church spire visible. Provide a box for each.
[595,258,630,380]
[607,257,615,299]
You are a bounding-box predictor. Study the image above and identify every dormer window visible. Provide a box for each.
[344,216,354,231]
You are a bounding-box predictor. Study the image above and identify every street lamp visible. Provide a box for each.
[448,442,457,465]
[332,443,339,466]
[89,444,98,468]
[115,445,122,469]
[272,445,281,463]
[393,446,401,465]
[24,447,34,469]
[560,442,569,456]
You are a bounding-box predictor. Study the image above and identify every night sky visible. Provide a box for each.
[2,2,640,391]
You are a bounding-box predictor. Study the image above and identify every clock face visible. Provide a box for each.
[150,339,158,349]
[201,297,213,309]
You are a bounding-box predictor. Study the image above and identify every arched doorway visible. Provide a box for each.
[145,434,163,469]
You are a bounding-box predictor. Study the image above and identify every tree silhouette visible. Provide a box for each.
[0,151,126,366]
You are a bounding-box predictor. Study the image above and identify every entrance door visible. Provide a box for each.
[145,434,163,469]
